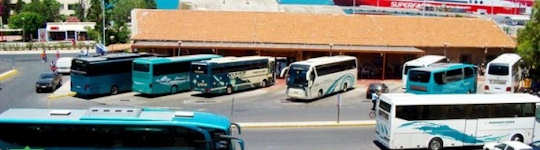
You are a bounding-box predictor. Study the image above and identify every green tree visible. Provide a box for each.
[14,0,25,14]
[86,0,105,43]
[517,3,540,78]
[73,3,86,21]
[8,12,46,41]
[22,0,63,22]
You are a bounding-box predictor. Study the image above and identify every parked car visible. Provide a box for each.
[35,73,62,93]
[366,83,389,99]
[484,141,532,150]
[56,57,73,74]
[530,141,540,150]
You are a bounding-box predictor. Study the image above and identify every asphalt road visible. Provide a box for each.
[0,54,101,112]
[238,127,380,150]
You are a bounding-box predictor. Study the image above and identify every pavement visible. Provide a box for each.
[0,50,85,55]
[48,78,76,99]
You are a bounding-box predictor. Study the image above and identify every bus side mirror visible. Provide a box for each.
[219,135,245,150]
[280,67,289,78]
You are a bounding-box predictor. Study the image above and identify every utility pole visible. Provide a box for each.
[102,0,105,45]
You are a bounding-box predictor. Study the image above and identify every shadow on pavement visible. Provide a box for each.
[134,89,191,98]
[190,86,271,98]
[286,88,356,103]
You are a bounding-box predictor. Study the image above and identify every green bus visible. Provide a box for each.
[132,54,222,95]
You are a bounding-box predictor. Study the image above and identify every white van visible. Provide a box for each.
[402,55,446,88]
[56,57,73,74]
[484,53,522,93]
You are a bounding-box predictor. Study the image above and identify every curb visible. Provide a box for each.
[48,91,77,100]
[0,69,18,81]
[237,120,376,128]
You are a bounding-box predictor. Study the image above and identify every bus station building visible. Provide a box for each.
[130,9,516,79]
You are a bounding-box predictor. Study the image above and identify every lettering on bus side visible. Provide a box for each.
[227,71,246,79]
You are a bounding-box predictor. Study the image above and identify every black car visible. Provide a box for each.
[35,73,62,93]
[366,83,389,99]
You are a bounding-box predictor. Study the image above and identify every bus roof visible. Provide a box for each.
[381,93,540,106]
[75,53,150,62]
[410,63,475,72]
[404,55,446,66]
[488,53,521,65]
[198,56,271,64]
[291,55,356,66]
[0,108,231,131]
[133,54,222,64]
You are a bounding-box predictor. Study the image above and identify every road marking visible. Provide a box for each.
[0,69,18,81]
[48,91,77,100]
[237,120,375,128]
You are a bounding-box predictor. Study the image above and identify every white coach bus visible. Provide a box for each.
[375,93,540,150]
[402,55,447,89]
[484,53,523,93]
[282,56,357,100]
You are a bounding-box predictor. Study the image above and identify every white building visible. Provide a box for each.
[45,22,95,41]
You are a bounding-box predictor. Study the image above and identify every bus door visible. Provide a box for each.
[463,119,479,145]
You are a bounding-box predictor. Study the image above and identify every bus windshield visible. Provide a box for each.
[408,70,431,83]
[192,64,207,74]
[488,63,509,76]
[287,64,309,87]
[71,59,88,74]
[133,63,150,72]
[403,66,419,75]
[0,123,209,150]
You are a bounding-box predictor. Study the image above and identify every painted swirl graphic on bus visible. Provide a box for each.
[399,121,507,143]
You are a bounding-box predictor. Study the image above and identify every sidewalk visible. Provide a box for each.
[0,50,88,55]
[48,78,76,99]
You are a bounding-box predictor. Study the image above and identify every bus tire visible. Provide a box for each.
[171,85,178,94]
[261,80,267,88]
[318,90,323,98]
[428,137,443,150]
[511,134,524,142]
[226,86,233,94]
[111,85,119,95]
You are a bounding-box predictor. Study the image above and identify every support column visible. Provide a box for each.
[65,31,68,40]
[382,53,386,80]
[296,50,303,61]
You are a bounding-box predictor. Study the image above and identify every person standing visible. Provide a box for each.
[40,50,47,63]
[371,91,381,110]
[55,49,60,60]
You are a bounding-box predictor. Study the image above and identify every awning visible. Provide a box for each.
[132,41,179,49]
[180,41,424,54]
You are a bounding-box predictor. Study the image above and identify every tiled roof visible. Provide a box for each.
[132,9,515,48]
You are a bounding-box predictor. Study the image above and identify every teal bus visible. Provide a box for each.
[0,107,244,150]
[71,53,152,96]
[132,54,222,95]
[192,56,275,95]
[406,63,478,94]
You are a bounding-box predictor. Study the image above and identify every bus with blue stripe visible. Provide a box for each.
[132,54,222,95]
[283,56,357,100]
[0,107,244,150]
[375,93,539,150]
[191,56,276,95]
[71,53,152,96]
[406,63,478,94]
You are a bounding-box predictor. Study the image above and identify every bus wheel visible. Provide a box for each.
[511,134,524,142]
[171,85,178,94]
[111,86,119,95]
[342,82,348,91]
[261,80,267,88]
[226,86,233,94]
[318,90,323,98]
[428,138,443,150]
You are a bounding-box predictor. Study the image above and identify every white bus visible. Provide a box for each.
[484,53,522,93]
[375,93,540,150]
[402,55,447,88]
[283,56,357,100]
